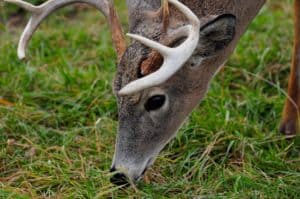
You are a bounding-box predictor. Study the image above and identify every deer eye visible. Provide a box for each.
[145,95,166,111]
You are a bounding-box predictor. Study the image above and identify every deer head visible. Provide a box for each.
[6,0,244,186]
[113,0,238,185]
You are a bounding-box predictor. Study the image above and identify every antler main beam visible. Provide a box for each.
[119,0,200,96]
[5,0,126,60]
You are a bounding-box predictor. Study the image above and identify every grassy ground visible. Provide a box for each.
[0,0,300,198]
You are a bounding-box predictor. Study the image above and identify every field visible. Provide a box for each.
[1,0,300,198]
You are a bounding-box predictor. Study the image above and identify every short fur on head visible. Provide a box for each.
[112,9,238,180]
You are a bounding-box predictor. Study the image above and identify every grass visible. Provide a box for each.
[0,0,300,198]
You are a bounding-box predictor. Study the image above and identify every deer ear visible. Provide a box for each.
[197,14,236,57]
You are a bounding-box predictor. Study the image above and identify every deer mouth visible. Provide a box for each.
[136,157,156,182]
[141,157,155,176]
[131,157,156,181]
[110,156,155,187]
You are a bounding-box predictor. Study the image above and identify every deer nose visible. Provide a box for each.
[110,167,130,187]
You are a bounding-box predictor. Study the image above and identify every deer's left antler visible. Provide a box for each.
[119,0,200,96]
[5,0,126,61]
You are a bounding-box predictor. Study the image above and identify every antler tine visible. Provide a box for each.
[119,0,200,96]
[5,0,126,60]
[162,0,170,33]
[4,0,40,12]
[169,0,199,26]
[126,33,171,56]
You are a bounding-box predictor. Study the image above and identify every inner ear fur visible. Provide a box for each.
[198,14,237,57]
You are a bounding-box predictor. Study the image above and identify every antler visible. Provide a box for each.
[162,0,170,33]
[5,0,126,61]
[119,0,200,96]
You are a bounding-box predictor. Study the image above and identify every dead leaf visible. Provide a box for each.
[0,99,14,107]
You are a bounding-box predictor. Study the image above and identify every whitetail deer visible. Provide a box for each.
[4,0,299,186]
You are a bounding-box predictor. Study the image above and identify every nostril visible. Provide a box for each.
[110,172,130,187]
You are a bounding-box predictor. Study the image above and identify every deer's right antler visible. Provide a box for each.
[5,0,126,61]
[119,0,200,96]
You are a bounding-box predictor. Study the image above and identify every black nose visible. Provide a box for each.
[110,167,130,187]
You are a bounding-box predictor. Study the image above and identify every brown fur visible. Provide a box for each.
[280,0,300,136]
[140,50,163,76]
[108,4,126,62]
